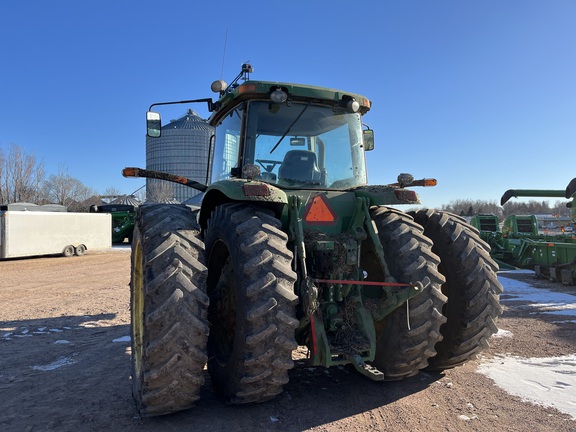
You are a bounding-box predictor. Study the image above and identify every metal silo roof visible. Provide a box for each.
[110,195,141,206]
[163,109,213,131]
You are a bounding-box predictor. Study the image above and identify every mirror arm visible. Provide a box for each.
[149,98,215,112]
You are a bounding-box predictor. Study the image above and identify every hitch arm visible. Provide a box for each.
[122,167,207,192]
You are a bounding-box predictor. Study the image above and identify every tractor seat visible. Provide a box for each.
[278,150,323,185]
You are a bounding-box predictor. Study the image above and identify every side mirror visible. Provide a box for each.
[146,111,162,138]
[363,129,374,151]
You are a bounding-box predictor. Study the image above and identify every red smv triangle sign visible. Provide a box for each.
[303,194,338,225]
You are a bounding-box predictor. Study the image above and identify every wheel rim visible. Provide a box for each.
[208,247,236,367]
[131,239,144,379]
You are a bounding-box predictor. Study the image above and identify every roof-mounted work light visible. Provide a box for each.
[270,87,288,103]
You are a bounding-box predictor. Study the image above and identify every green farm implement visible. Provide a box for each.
[499,181,576,284]
[123,64,502,416]
[472,179,576,284]
[90,203,136,244]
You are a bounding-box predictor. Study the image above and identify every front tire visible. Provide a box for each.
[130,204,209,416]
[363,207,447,379]
[410,209,502,369]
[204,203,298,404]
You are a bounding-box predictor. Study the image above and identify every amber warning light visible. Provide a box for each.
[410,178,437,187]
[122,167,138,177]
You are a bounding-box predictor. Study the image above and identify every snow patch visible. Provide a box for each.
[492,329,514,339]
[499,274,576,317]
[32,356,76,371]
[479,274,576,420]
[478,354,576,419]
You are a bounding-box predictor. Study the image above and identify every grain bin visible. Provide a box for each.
[145,109,213,202]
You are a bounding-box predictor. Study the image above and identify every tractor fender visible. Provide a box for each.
[353,185,422,206]
[199,179,288,230]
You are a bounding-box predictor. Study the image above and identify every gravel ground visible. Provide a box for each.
[1,247,575,432]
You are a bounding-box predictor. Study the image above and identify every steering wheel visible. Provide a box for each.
[255,159,283,173]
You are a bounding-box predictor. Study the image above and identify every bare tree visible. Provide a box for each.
[0,144,46,204]
[43,166,96,210]
[440,199,503,219]
[131,184,146,203]
[502,200,552,217]
[30,161,46,204]
[552,199,571,218]
[439,198,568,221]
[134,189,146,203]
[146,180,175,203]
[103,186,122,197]
[73,195,104,213]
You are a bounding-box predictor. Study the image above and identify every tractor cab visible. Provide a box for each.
[209,92,374,191]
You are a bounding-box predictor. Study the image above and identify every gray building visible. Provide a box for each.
[145,109,213,203]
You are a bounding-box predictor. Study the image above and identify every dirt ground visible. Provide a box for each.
[1,247,575,432]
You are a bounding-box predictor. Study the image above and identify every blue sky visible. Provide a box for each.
[1,1,574,208]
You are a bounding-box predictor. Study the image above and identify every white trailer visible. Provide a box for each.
[0,211,112,259]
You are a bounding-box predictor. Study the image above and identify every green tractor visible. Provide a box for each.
[123,64,502,416]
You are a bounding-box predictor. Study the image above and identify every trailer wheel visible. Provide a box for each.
[204,203,298,404]
[362,207,447,380]
[63,245,75,257]
[409,209,502,369]
[74,244,86,256]
[130,204,209,416]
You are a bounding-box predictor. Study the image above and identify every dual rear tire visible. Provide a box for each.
[409,209,503,369]
[363,207,447,379]
[204,203,298,404]
[130,203,298,414]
